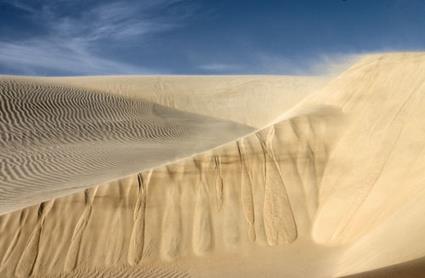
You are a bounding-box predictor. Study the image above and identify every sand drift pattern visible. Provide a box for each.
[2,53,425,277]
[0,78,253,214]
[0,108,340,277]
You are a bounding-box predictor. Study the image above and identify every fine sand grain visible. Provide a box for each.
[51,75,329,128]
[0,77,253,214]
[2,53,425,277]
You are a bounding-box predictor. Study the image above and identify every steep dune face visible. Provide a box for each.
[305,52,425,276]
[0,103,343,277]
[0,77,253,214]
[2,53,425,277]
[312,53,425,245]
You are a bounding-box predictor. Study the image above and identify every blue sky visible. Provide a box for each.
[0,0,425,75]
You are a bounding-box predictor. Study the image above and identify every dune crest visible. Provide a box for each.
[0,102,342,277]
[0,77,253,214]
[2,53,425,277]
[51,75,329,128]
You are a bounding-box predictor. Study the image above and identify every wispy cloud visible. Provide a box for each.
[195,52,358,75]
[253,52,358,75]
[198,63,242,73]
[52,1,184,41]
[0,0,192,75]
[0,40,148,75]
[1,0,38,13]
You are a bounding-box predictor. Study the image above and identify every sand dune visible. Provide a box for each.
[342,257,425,278]
[0,101,343,278]
[50,75,329,128]
[1,53,425,277]
[0,77,253,214]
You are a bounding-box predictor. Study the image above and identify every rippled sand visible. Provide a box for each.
[1,53,425,277]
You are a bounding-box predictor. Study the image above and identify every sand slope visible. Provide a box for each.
[2,53,425,277]
[308,53,425,275]
[50,75,329,128]
[0,102,343,278]
[0,77,253,214]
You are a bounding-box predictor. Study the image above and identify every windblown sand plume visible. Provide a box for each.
[1,52,425,277]
[52,75,329,128]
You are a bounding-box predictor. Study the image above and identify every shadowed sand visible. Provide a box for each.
[49,75,330,128]
[0,77,253,214]
[2,53,425,277]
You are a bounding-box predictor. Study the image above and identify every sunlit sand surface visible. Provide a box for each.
[1,53,425,277]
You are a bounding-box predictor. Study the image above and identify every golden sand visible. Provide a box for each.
[1,53,425,277]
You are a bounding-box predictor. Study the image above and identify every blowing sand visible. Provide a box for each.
[51,75,329,128]
[1,52,425,277]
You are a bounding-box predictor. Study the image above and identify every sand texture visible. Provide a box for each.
[0,77,253,214]
[1,53,425,277]
[51,75,329,128]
